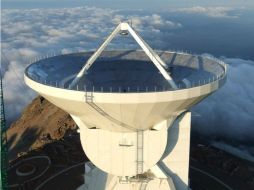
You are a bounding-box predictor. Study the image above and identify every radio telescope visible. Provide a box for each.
[24,22,226,190]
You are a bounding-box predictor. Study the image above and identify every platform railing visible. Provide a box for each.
[26,50,227,93]
[28,72,226,93]
[27,49,227,71]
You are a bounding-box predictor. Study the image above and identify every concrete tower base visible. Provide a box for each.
[77,112,191,190]
[77,162,175,190]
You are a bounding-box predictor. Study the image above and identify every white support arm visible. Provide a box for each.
[126,24,177,89]
[69,24,121,88]
[69,22,178,90]
[132,28,168,69]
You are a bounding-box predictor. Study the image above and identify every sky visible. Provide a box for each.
[1,1,254,160]
[2,0,254,10]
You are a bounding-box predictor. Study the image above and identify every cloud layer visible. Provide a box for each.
[174,6,239,18]
[192,57,254,159]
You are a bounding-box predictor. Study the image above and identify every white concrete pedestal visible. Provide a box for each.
[77,112,191,190]
[77,162,174,190]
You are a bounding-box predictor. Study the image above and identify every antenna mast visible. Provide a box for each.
[0,62,8,190]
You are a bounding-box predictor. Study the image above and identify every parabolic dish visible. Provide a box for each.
[25,50,226,132]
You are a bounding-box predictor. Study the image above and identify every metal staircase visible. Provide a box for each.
[84,91,136,131]
[137,130,144,174]
[85,91,107,116]
[0,70,8,190]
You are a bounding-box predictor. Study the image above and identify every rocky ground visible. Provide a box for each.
[7,96,76,161]
[6,96,254,190]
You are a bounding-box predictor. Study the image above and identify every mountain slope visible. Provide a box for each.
[7,96,76,161]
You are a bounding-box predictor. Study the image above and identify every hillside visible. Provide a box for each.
[7,96,77,161]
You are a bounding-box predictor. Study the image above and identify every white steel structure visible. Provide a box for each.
[24,22,227,190]
[70,22,177,89]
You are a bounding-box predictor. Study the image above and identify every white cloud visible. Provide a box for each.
[175,6,238,18]
[3,60,36,127]
[192,58,254,143]
[19,48,39,58]
[127,14,182,31]
[46,29,69,37]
